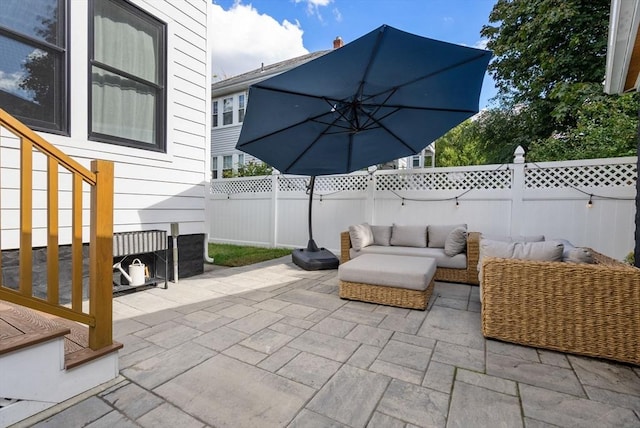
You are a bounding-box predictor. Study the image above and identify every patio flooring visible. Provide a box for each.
[24,257,640,427]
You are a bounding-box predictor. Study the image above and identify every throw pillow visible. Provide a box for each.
[349,223,374,251]
[371,225,392,246]
[444,226,467,256]
[566,247,595,264]
[553,238,576,261]
[428,224,467,248]
[390,224,427,247]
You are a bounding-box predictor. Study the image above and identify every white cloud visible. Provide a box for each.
[0,70,27,97]
[333,8,342,23]
[211,3,308,81]
[474,38,489,50]
[294,0,333,22]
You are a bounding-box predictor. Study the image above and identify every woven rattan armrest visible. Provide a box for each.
[480,252,640,365]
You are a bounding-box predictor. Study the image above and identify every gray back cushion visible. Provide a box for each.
[371,225,392,246]
[481,234,545,243]
[390,224,427,247]
[428,224,467,248]
[477,239,564,284]
[512,240,564,261]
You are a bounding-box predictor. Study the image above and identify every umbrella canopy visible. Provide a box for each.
[236,24,492,176]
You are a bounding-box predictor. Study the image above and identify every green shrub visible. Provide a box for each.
[625,251,635,265]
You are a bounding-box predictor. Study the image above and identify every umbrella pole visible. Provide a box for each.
[291,175,338,270]
[306,176,319,252]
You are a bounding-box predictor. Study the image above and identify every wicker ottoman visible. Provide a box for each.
[338,254,436,310]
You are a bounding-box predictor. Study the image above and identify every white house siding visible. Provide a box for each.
[212,125,242,155]
[0,0,211,249]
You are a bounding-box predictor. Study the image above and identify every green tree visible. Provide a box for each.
[528,83,639,161]
[482,0,609,107]
[234,160,272,177]
[474,107,539,164]
[434,119,485,167]
[476,0,638,161]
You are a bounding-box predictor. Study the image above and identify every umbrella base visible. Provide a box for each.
[292,248,339,271]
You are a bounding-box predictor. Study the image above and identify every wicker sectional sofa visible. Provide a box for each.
[481,251,640,366]
[340,229,481,285]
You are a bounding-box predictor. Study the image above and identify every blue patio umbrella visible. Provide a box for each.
[236,25,491,270]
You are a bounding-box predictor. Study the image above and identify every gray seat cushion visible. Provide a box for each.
[351,245,467,269]
[339,254,436,291]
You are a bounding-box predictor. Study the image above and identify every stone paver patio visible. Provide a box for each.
[22,257,640,427]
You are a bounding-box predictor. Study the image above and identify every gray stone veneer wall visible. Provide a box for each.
[1,233,204,302]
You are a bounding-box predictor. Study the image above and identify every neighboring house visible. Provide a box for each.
[211,48,332,178]
[1,0,212,278]
[380,144,436,170]
[605,0,640,266]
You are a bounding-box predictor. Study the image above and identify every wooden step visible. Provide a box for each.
[0,300,122,368]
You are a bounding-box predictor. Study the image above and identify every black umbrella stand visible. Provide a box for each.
[291,176,340,270]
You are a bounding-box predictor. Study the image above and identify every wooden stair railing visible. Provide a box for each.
[0,108,115,350]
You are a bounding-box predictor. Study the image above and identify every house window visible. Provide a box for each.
[222,155,232,177]
[0,0,67,134]
[212,100,218,127]
[89,0,166,151]
[412,155,421,168]
[223,97,233,125]
[238,94,245,123]
[211,156,218,179]
[238,153,244,166]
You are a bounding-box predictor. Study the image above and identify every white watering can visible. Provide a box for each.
[113,259,146,286]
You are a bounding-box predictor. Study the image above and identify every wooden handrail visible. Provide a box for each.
[0,109,96,185]
[0,109,114,351]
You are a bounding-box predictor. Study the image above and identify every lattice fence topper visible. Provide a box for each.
[210,177,272,194]
[278,174,369,193]
[525,162,637,188]
[375,168,512,191]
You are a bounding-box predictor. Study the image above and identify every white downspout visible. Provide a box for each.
[204,233,214,263]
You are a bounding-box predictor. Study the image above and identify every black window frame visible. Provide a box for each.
[0,0,69,135]
[88,0,167,152]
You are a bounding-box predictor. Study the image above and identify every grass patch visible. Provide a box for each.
[209,243,292,267]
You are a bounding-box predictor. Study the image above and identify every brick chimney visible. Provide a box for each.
[333,36,344,49]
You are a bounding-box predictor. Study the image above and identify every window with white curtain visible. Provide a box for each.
[90,0,166,151]
[0,0,67,133]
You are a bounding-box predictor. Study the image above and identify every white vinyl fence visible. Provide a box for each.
[208,149,637,261]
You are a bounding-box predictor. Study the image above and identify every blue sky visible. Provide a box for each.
[211,0,498,108]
